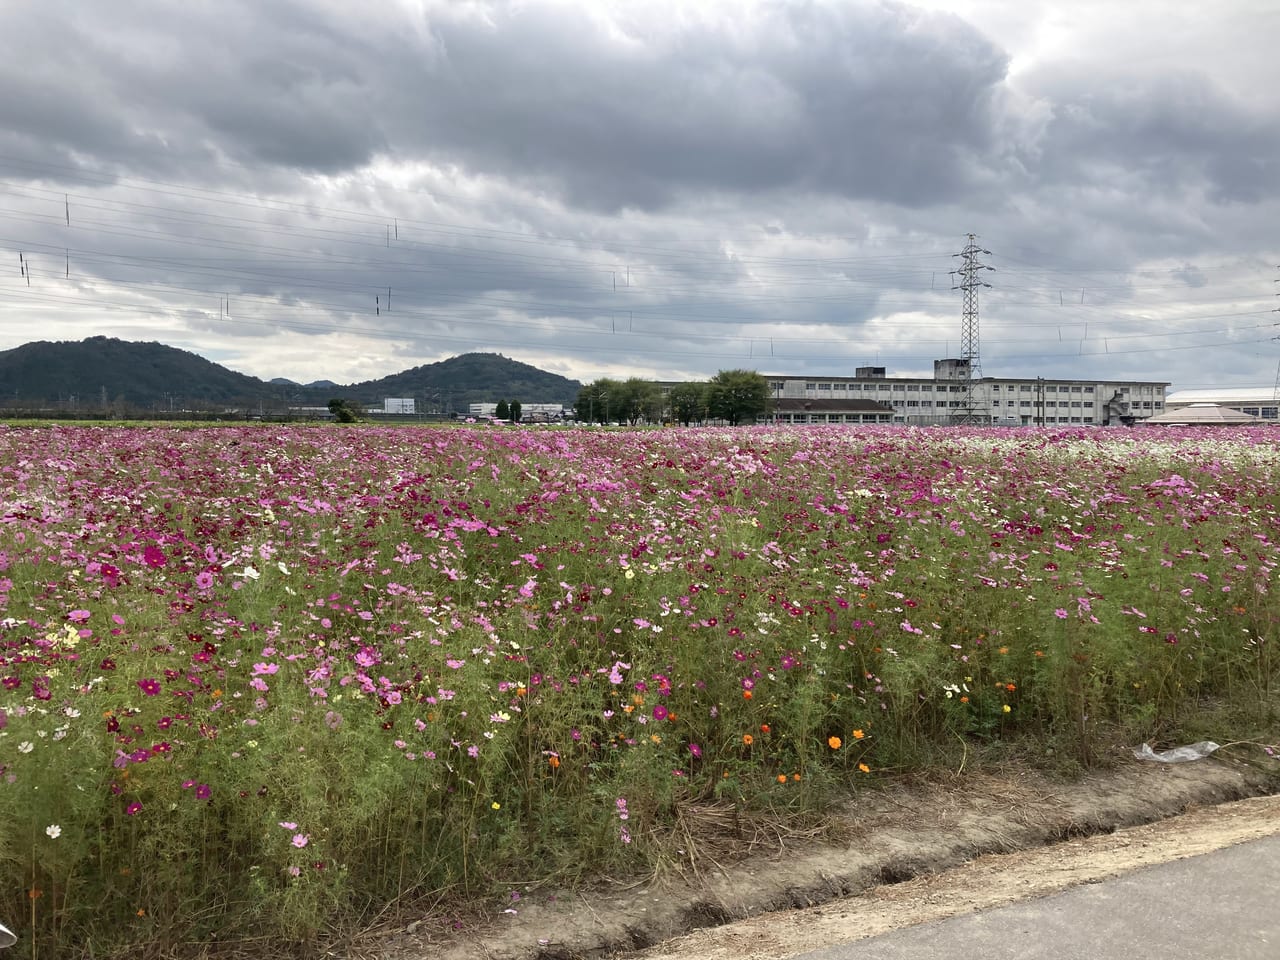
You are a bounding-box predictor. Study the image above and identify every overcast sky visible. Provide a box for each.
[1,0,1277,391]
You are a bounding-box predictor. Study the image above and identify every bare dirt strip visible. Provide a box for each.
[368,753,1280,960]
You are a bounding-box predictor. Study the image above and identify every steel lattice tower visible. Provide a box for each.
[1272,266,1280,408]
[951,234,994,423]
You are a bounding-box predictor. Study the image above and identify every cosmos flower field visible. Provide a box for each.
[2,423,1278,956]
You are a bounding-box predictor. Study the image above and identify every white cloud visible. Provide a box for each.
[0,0,1276,392]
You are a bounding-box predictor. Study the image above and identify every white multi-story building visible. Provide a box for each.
[763,361,1168,426]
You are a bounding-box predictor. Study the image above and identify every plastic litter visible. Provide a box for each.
[1133,741,1221,763]
[0,920,15,948]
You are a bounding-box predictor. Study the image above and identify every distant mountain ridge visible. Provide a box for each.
[0,336,581,414]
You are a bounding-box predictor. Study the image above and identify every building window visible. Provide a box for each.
[906,400,919,407]
[921,400,933,408]
[1242,407,1260,416]
[1084,402,1094,409]
[1084,386,1095,393]
[1019,401,1031,408]
[907,384,919,391]
[1262,407,1278,419]
[1045,401,1057,408]
[805,383,816,390]
[1045,385,1058,393]
[1071,401,1082,408]
[879,384,892,392]
[818,383,832,390]
[1020,385,1032,393]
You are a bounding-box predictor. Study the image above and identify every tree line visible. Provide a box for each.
[574,370,770,426]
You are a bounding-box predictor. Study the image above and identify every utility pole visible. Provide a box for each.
[951,234,995,424]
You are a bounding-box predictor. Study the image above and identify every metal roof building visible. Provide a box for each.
[1163,388,1279,421]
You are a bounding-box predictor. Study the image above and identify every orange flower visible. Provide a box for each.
[742,734,754,746]
[516,686,528,697]
[742,690,753,700]
[858,763,870,774]
[959,696,969,703]
[852,729,865,740]
[828,736,842,750]
[1005,683,1017,692]
[792,773,801,782]
[777,774,787,783]
[760,724,770,734]
[548,755,560,769]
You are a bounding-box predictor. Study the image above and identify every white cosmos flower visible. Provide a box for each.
[46,824,61,839]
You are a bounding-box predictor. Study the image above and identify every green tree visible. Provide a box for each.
[327,398,359,423]
[667,382,707,426]
[494,398,510,421]
[706,370,770,426]
[575,378,620,424]
[616,378,662,425]
[509,399,522,423]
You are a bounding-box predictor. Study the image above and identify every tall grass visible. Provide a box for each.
[1,423,1278,956]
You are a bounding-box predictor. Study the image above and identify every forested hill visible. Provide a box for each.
[0,337,275,408]
[0,337,581,412]
[347,352,581,407]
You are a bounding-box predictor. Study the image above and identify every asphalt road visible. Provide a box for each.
[796,834,1280,960]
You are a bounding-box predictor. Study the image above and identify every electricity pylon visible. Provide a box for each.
[950,235,994,424]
